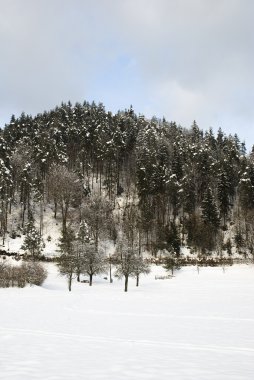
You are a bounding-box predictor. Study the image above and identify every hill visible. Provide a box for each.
[0,101,254,260]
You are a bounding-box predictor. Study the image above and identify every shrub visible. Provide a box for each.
[21,262,48,286]
[0,260,47,288]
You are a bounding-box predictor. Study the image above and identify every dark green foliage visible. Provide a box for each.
[218,168,232,224]
[165,222,181,255]
[57,226,78,291]
[234,230,245,249]
[238,165,254,211]
[201,187,220,228]
[186,213,218,253]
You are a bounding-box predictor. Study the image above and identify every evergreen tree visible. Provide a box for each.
[165,222,181,255]
[21,220,44,260]
[201,187,220,228]
[57,226,78,291]
[218,168,232,225]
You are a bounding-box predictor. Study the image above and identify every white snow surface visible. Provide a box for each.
[1,264,254,379]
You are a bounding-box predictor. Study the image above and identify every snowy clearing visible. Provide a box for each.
[1,264,254,379]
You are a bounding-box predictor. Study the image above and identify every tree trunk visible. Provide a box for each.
[124,275,128,292]
[89,273,93,286]
[109,260,113,283]
[22,202,26,228]
[68,276,72,291]
[54,200,57,219]
[40,198,43,236]
[61,204,68,235]
[136,273,139,287]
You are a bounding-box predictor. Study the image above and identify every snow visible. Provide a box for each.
[1,264,254,379]
[2,205,62,257]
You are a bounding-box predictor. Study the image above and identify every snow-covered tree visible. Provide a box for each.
[80,244,107,286]
[58,253,78,292]
[114,239,150,292]
[21,220,44,260]
[132,255,150,287]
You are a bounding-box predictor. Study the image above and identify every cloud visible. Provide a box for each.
[0,0,253,148]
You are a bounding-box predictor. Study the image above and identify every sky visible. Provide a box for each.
[0,0,254,150]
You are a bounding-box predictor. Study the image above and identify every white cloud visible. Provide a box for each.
[0,0,253,147]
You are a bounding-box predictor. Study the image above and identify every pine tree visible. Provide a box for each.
[218,168,231,225]
[21,220,44,260]
[201,187,220,228]
[165,222,181,255]
[57,226,77,291]
[238,170,254,211]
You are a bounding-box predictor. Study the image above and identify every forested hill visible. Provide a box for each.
[0,101,254,257]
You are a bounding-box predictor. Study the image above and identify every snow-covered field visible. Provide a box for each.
[1,264,254,379]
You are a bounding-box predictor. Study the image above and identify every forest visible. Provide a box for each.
[0,100,254,288]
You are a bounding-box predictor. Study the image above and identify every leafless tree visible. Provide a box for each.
[48,165,82,233]
[81,194,113,249]
[114,239,150,291]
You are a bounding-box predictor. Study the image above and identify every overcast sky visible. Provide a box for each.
[1,0,253,149]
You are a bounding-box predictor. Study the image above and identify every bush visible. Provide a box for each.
[21,262,48,286]
[0,260,47,288]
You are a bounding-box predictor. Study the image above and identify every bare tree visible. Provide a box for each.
[48,165,82,233]
[81,194,113,249]
[114,239,150,291]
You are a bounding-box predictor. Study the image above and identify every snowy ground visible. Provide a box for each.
[1,264,254,379]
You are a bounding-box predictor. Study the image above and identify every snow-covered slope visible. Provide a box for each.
[1,264,254,379]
